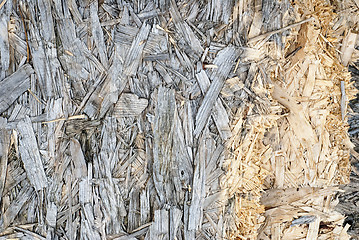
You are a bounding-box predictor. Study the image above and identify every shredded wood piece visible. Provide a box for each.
[248,17,315,44]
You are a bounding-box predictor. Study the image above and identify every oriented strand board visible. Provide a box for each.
[0,0,357,239]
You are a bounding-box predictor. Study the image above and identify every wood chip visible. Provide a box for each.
[17,116,47,191]
[0,64,34,114]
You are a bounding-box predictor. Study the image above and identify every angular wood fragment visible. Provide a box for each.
[188,137,206,231]
[36,0,54,40]
[172,112,193,195]
[306,214,321,239]
[340,31,357,66]
[46,202,58,228]
[248,17,314,45]
[90,1,108,66]
[0,182,34,230]
[140,189,150,225]
[0,118,9,201]
[155,63,173,84]
[196,64,231,140]
[128,189,140,232]
[123,22,151,76]
[169,208,182,240]
[0,64,34,114]
[143,53,169,61]
[17,116,47,191]
[194,46,239,138]
[115,25,139,45]
[260,187,338,208]
[272,83,317,144]
[152,86,176,205]
[27,3,55,97]
[0,0,10,79]
[291,215,316,226]
[208,0,233,24]
[70,139,87,179]
[81,203,102,239]
[169,0,203,55]
[98,44,125,117]
[170,0,203,55]
[113,93,148,117]
[248,0,263,39]
[341,81,347,121]
[145,208,181,240]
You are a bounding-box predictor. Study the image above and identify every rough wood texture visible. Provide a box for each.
[17,116,47,191]
[0,64,33,114]
[0,0,357,239]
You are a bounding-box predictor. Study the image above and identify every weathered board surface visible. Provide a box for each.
[0,0,358,239]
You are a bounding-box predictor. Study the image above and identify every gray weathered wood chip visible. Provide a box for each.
[194,46,239,138]
[124,22,151,77]
[17,116,47,191]
[0,64,34,114]
[113,93,148,117]
[195,64,231,140]
[152,86,176,205]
